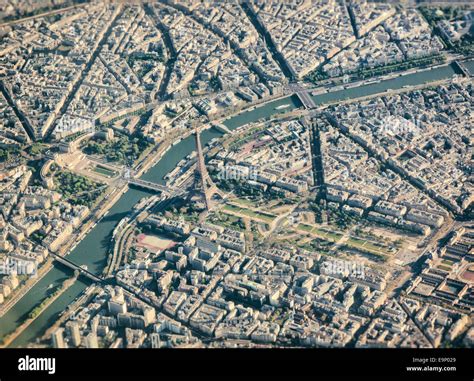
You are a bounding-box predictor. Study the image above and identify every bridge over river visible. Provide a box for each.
[49,252,103,283]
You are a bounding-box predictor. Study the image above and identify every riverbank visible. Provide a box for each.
[0,258,54,319]
[320,75,464,109]
[0,274,77,348]
[308,63,458,107]
[39,285,98,346]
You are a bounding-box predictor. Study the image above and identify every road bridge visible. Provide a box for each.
[127,178,171,193]
[454,60,471,78]
[298,91,317,110]
[49,253,103,283]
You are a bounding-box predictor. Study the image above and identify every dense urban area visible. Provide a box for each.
[0,0,473,349]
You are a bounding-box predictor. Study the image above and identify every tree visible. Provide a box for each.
[0,149,10,162]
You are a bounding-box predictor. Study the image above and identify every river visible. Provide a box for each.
[0,62,460,347]
[463,59,474,76]
[309,63,459,105]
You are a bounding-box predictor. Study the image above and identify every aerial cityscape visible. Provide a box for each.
[0,0,472,351]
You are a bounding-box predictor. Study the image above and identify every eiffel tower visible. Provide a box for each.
[189,129,224,211]
[304,116,328,225]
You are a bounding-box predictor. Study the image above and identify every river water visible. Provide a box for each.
[309,63,458,105]
[463,59,474,76]
[0,62,459,347]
